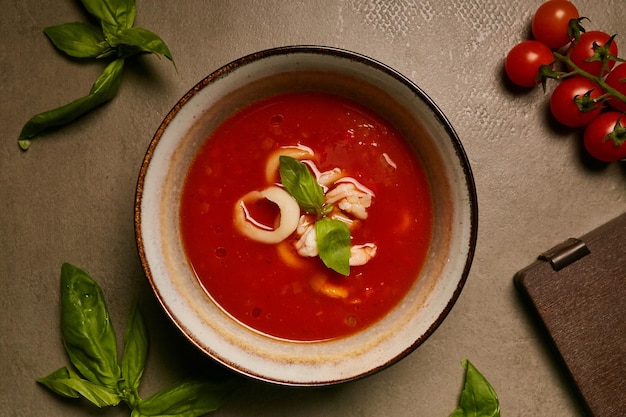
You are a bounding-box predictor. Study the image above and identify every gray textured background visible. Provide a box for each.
[2,1,625,416]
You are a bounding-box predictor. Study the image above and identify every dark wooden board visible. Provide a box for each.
[514,213,626,417]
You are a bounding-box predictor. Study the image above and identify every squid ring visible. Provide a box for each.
[233,186,300,244]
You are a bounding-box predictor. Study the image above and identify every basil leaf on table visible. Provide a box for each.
[18,0,174,150]
[121,304,148,406]
[37,366,121,407]
[133,380,235,417]
[59,262,121,389]
[112,27,174,61]
[80,0,136,30]
[18,58,124,150]
[37,367,82,399]
[449,360,501,417]
[279,155,327,217]
[315,217,352,276]
[44,22,110,58]
[39,263,235,414]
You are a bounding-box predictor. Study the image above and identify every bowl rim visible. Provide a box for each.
[134,44,479,385]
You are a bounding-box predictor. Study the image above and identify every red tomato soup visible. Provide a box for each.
[180,92,432,341]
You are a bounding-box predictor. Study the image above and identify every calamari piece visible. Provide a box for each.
[310,273,348,299]
[294,215,318,257]
[325,177,374,220]
[265,144,314,183]
[349,243,377,266]
[381,152,397,170]
[301,160,343,189]
[329,211,354,228]
[276,240,308,269]
[317,167,343,187]
[233,186,299,244]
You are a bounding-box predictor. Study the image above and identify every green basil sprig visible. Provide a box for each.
[18,0,174,151]
[37,263,233,416]
[449,360,501,417]
[279,156,351,275]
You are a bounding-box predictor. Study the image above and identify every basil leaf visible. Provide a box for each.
[44,22,110,58]
[112,0,136,29]
[121,304,148,405]
[80,0,136,29]
[18,58,124,150]
[449,360,501,417]
[134,380,235,417]
[113,27,174,62]
[88,58,125,99]
[37,366,121,407]
[59,263,121,389]
[315,217,351,275]
[36,367,81,399]
[279,156,325,217]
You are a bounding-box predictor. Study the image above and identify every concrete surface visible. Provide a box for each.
[1,1,624,416]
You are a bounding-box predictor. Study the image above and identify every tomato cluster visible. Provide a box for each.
[505,0,626,163]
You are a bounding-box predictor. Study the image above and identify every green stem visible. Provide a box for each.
[553,52,626,104]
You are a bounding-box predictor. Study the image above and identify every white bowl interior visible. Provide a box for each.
[136,47,477,385]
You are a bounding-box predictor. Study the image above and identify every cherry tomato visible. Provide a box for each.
[569,31,619,76]
[583,112,626,162]
[549,76,603,127]
[531,0,579,49]
[505,40,553,87]
[605,63,626,112]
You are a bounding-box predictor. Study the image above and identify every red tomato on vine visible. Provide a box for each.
[583,112,626,162]
[568,31,619,77]
[605,63,626,112]
[531,0,579,49]
[505,40,554,87]
[549,76,603,127]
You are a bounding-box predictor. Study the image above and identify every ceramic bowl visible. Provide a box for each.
[135,45,477,386]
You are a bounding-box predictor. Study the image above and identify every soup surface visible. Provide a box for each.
[180,92,432,341]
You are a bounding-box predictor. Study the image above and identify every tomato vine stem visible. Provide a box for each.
[551,52,626,105]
